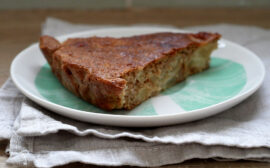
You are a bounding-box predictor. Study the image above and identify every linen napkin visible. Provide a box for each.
[0,17,270,167]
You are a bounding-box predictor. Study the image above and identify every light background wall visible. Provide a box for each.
[1,0,270,9]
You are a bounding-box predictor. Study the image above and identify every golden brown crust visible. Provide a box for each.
[39,35,61,65]
[55,32,220,78]
[39,32,220,110]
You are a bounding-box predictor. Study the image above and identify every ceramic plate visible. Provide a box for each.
[10,27,265,127]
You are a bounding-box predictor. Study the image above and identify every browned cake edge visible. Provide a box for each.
[39,33,220,110]
[40,36,126,110]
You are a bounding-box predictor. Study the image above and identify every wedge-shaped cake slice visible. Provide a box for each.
[39,32,220,110]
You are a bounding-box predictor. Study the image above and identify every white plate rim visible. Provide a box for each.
[10,27,266,127]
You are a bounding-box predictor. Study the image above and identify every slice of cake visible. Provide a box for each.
[39,32,221,110]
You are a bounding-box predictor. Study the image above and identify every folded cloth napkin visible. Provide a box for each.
[0,17,270,167]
